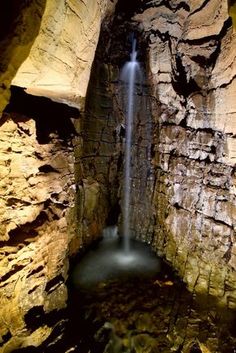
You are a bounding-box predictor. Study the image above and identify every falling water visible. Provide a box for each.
[121,39,140,253]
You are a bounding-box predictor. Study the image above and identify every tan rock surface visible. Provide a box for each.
[133,0,236,307]
[1,1,236,351]
[0,2,116,349]
[0,114,76,350]
[12,0,117,110]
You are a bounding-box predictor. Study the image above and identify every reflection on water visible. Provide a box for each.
[17,227,236,353]
[69,227,236,353]
[72,226,161,289]
[68,228,236,353]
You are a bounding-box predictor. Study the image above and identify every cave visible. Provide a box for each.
[0,0,236,352]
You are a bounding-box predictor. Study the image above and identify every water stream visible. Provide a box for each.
[121,38,140,253]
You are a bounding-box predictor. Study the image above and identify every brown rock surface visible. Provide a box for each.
[0,112,76,350]
[1,0,236,350]
[133,0,236,307]
[0,1,117,350]
[71,0,236,309]
[12,0,117,110]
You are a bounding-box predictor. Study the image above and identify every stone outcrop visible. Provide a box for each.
[0,94,77,350]
[0,0,117,115]
[133,0,236,308]
[12,0,117,110]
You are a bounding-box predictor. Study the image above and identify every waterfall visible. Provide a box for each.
[121,39,140,253]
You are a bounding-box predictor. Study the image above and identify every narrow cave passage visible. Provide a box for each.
[22,3,235,352]
[63,2,236,351]
[1,0,236,352]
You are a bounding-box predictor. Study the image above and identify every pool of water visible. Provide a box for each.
[72,226,161,289]
[13,227,236,353]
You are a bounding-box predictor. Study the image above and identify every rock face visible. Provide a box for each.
[12,0,117,110]
[0,91,78,351]
[0,0,117,115]
[0,1,116,351]
[78,19,156,245]
[132,0,236,307]
[0,0,46,114]
[1,0,236,350]
[87,1,236,309]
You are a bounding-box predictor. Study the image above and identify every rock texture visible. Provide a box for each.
[75,58,120,243]
[77,21,155,245]
[0,0,46,114]
[70,274,236,353]
[0,92,78,351]
[24,262,236,352]
[1,0,236,351]
[12,0,117,110]
[132,0,236,307]
[73,0,236,309]
[0,1,117,351]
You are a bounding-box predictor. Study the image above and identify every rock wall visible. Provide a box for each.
[133,0,236,308]
[76,58,120,242]
[78,17,156,244]
[0,1,117,351]
[12,0,117,110]
[0,0,46,114]
[1,2,236,352]
[0,94,77,351]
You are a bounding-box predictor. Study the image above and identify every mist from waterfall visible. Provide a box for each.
[121,38,141,253]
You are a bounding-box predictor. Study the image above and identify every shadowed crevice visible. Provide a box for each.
[4,86,79,144]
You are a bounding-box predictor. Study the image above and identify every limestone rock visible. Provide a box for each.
[0,114,75,351]
[11,0,117,110]
[133,0,236,307]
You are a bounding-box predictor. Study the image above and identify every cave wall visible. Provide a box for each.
[132,0,236,308]
[0,0,46,114]
[1,0,236,350]
[78,16,156,244]
[11,0,117,110]
[0,0,117,115]
[0,90,78,351]
[0,1,117,351]
[76,56,121,242]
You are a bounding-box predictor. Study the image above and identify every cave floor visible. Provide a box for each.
[35,260,236,352]
[65,275,236,353]
[13,238,236,353]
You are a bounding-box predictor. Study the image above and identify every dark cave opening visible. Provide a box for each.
[4,86,79,144]
[0,0,25,40]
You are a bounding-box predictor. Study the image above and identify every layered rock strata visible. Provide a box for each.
[0,1,117,350]
[12,0,117,110]
[133,0,236,307]
[78,19,155,244]
[0,91,78,351]
[1,2,236,352]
